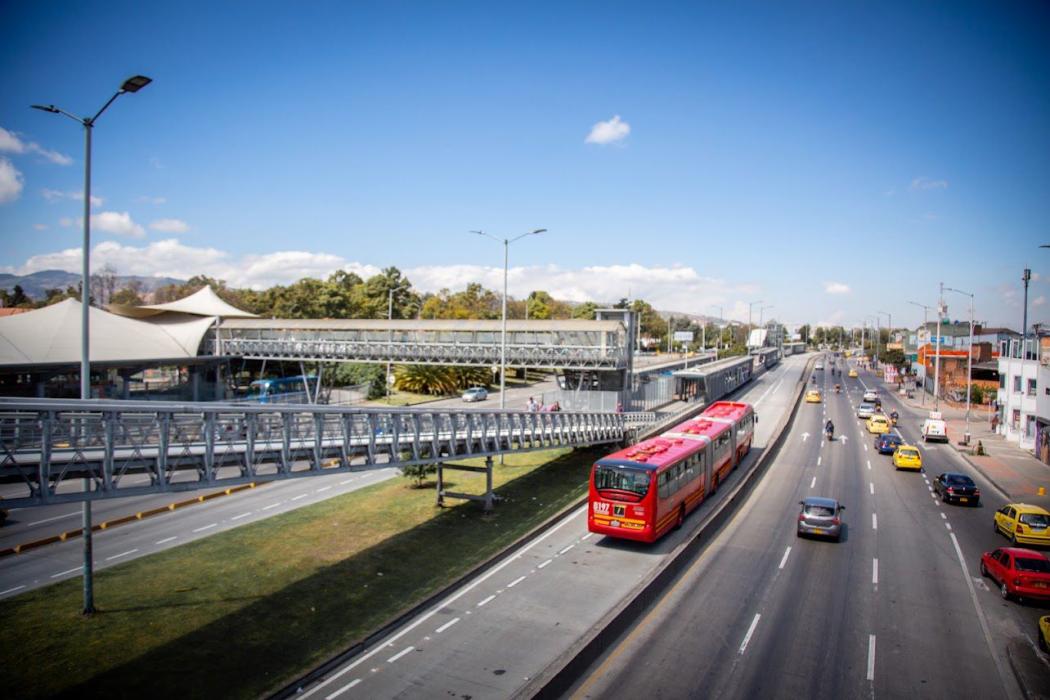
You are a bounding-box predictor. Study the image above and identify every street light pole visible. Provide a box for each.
[709,305,724,355]
[32,74,151,616]
[945,287,975,441]
[908,300,932,407]
[471,228,546,411]
[934,283,945,411]
[1022,268,1032,359]
[877,310,891,374]
[386,288,394,400]
[748,300,763,350]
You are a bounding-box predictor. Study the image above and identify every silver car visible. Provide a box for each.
[461,387,488,402]
[856,402,876,419]
[797,496,845,541]
[863,390,879,402]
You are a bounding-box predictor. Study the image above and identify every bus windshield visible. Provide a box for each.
[593,464,651,497]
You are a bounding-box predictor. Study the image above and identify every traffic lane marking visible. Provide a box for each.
[739,613,761,654]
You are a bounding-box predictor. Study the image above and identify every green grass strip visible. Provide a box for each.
[0,447,596,699]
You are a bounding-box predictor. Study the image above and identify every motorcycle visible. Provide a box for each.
[890,412,899,426]
[826,427,835,441]
[835,384,841,394]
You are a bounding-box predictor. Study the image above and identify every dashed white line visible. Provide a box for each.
[945,522,952,531]
[872,558,879,586]
[559,544,574,555]
[262,503,281,510]
[507,575,527,588]
[537,559,552,569]
[581,532,593,541]
[778,546,792,570]
[155,536,177,545]
[872,513,878,530]
[107,549,138,561]
[940,513,947,520]
[387,646,414,663]
[435,617,460,634]
[325,678,360,699]
[51,567,81,579]
[230,513,252,521]
[810,477,816,489]
[867,634,876,681]
[817,456,822,466]
[291,494,307,502]
[866,460,871,471]
[340,479,355,486]
[192,523,217,533]
[477,594,496,607]
[739,614,762,654]
[863,444,868,452]
[316,486,331,493]
[869,482,875,496]
[0,585,26,596]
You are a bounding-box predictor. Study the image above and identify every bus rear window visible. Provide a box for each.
[594,464,650,497]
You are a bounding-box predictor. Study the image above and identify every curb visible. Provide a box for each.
[516,356,813,699]
[0,482,260,558]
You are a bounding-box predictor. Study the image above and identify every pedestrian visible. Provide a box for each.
[991,413,999,432]
[527,396,538,412]
[616,401,624,413]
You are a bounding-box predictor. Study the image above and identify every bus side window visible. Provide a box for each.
[659,472,670,499]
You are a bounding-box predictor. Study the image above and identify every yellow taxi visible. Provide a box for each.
[892,445,922,470]
[866,414,891,434]
[848,368,858,378]
[805,390,822,404]
[1039,615,1050,653]
[994,503,1050,546]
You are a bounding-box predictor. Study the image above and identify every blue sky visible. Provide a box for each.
[1,0,1047,330]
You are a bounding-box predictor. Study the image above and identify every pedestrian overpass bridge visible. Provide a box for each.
[0,398,655,510]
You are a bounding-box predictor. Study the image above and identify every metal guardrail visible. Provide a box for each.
[0,398,656,508]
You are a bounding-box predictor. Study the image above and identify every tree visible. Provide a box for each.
[394,364,490,395]
[0,285,31,308]
[90,263,119,307]
[799,324,811,344]
[110,280,144,306]
[572,301,598,320]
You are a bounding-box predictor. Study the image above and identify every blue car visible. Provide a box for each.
[874,433,903,454]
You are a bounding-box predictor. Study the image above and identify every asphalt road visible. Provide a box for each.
[570,359,1037,699]
[294,354,808,700]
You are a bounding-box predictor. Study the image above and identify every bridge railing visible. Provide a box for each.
[0,398,654,508]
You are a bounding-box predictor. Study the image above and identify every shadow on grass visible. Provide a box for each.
[47,448,599,700]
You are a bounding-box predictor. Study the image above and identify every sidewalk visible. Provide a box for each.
[868,368,1050,509]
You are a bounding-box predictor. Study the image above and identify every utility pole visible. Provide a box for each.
[1022,268,1031,359]
[934,283,945,412]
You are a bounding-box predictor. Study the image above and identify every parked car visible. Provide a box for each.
[461,387,489,402]
[980,547,1050,603]
[856,402,876,419]
[866,414,891,434]
[874,433,904,454]
[892,445,923,471]
[796,496,845,542]
[805,390,822,404]
[862,390,879,402]
[994,503,1050,546]
[932,472,980,505]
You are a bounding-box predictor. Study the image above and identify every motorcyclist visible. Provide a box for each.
[825,419,835,439]
[890,410,899,425]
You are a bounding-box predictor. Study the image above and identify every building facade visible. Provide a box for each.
[996,357,1047,453]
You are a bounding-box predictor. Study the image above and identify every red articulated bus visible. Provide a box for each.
[587,401,756,543]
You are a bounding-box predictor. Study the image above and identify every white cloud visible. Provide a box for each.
[33,223,47,231]
[910,176,948,191]
[816,310,848,328]
[41,188,103,207]
[137,195,167,205]
[0,157,24,203]
[585,115,631,145]
[1035,295,1046,307]
[91,211,146,238]
[0,126,72,165]
[2,239,760,310]
[149,218,189,233]
[824,281,850,295]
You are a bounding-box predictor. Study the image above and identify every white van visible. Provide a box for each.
[921,412,948,443]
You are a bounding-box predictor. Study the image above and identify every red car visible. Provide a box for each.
[980,547,1050,602]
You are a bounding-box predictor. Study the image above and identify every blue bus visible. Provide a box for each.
[245,375,319,403]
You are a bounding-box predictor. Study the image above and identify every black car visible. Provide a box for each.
[932,472,981,505]
[874,433,904,454]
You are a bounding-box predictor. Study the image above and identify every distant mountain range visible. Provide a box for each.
[0,270,184,301]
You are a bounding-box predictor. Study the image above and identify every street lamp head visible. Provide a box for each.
[120,75,152,93]
[531,228,547,235]
[30,104,60,113]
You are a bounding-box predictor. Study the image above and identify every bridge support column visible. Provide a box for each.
[436,462,444,508]
[433,456,495,512]
[484,455,494,513]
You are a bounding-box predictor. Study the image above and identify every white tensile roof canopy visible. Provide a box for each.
[107,285,257,319]
[0,299,215,367]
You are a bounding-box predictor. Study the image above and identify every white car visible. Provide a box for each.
[461,387,488,402]
[815,361,825,371]
[863,390,878,403]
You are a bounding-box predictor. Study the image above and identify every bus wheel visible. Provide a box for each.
[674,505,685,530]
